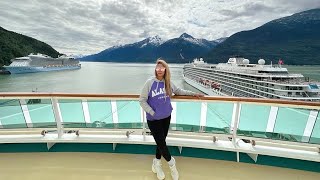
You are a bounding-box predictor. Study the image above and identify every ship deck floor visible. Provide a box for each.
[0,153,319,180]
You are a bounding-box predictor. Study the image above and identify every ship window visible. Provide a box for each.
[309,84,319,89]
[258,71,288,74]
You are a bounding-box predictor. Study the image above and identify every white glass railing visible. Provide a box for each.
[0,93,319,163]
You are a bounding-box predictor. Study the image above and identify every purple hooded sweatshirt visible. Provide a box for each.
[139,77,196,121]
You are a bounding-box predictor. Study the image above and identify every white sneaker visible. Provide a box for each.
[152,158,165,180]
[169,163,179,180]
[168,157,179,180]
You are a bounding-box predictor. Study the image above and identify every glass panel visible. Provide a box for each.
[173,101,201,132]
[58,99,86,128]
[237,104,270,138]
[87,100,113,128]
[205,102,233,134]
[26,99,56,128]
[272,107,310,142]
[116,100,142,128]
[309,111,320,144]
[0,99,27,128]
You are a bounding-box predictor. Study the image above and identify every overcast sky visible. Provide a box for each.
[0,0,319,55]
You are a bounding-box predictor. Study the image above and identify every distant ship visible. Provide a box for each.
[0,69,10,74]
[3,53,81,74]
[183,57,320,101]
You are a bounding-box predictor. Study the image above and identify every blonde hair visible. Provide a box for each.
[155,58,172,97]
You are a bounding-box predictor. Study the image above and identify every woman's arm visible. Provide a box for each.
[139,79,155,116]
[171,81,204,97]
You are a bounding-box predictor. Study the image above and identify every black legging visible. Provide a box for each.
[147,115,172,161]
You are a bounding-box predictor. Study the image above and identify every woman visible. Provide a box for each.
[139,59,203,180]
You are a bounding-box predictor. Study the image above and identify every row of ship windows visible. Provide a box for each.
[186,67,303,86]
[220,81,305,98]
[185,69,304,90]
[186,73,305,97]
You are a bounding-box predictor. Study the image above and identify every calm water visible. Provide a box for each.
[284,65,320,82]
[0,62,200,94]
[0,62,319,94]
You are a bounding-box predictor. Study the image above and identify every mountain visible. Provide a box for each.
[156,33,219,63]
[205,8,320,65]
[81,33,221,63]
[67,53,87,59]
[213,37,228,44]
[82,35,164,62]
[0,26,60,66]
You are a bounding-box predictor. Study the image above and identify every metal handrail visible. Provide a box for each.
[1,92,319,109]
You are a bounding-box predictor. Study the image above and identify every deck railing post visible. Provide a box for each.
[231,101,241,162]
[231,102,241,139]
[51,98,64,138]
[141,107,146,139]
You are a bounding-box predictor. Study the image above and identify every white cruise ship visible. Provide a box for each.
[183,57,320,101]
[3,53,81,74]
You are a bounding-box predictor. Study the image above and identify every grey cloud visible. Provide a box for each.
[139,30,150,38]
[143,0,178,12]
[100,1,147,20]
[272,0,320,12]
[217,1,319,23]
[0,0,127,53]
[97,0,153,40]
[1,0,320,54]
[219,2,275,20]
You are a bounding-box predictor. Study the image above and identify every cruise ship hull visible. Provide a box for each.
[3,65,81,74]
